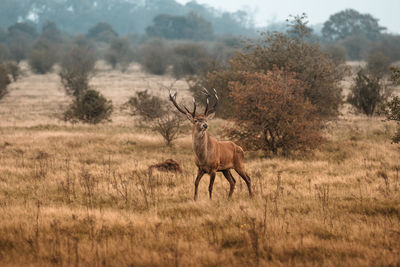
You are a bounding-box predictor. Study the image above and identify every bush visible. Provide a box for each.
[366,51,391,77]
[227,69,322,156]
[28,39,58,74]
[347,69,389,116]
[64,89,113,124]
[104,37,135,71]
[385,67,400,143]
[59,45,96,96]
[139,39,170,75]
[126,90,166,120]
[4,61,19,81]
[0,64,11,99]
[171,42,212,78]
[324,44,347,64]
[126,90,182,146]
[197,15,346,119]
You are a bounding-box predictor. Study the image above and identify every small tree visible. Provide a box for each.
[139,39,170,75]
[28,39,57,74]
[127,90,182,146]
[171,42,212,78]
[64,89,113,124]
[347,69,389,116]
[104,37,135,71]
[59,45,96,96]
[228,69,322,156]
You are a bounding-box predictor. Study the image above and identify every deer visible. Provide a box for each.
[169,88,253,201]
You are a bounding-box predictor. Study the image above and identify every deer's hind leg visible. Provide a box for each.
[235,166,253,197]
[222,170,236,198]
[208,171,216,199]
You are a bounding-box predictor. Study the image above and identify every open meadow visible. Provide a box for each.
[0,62,399,266]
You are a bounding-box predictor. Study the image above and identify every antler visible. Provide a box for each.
[202,87,219,116]
[169,89,196,117]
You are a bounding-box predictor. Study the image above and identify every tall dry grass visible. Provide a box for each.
[0,62,399,266]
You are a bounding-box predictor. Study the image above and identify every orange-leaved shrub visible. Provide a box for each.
[227,69,322,156]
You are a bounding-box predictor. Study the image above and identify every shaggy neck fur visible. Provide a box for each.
[192,128,209,163]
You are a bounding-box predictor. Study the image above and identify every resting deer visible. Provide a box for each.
[169,88,253,200]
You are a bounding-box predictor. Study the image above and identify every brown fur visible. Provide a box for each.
[190,115,253,200]
[169,89,252,200]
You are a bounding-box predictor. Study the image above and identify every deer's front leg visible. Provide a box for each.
[194,169,205,201]
[208,171,216,199]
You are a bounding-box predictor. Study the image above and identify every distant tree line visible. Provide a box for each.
[0,0,254,37]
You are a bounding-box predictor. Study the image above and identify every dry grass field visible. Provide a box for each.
[0,62,399,266]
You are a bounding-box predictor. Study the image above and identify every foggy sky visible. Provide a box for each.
[177,0,400,33]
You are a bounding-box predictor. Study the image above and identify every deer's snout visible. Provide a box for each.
[202,123,208,129]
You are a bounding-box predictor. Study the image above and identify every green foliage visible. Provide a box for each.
[339,34,370,60]
[322,9,385,42]
[228,70,322,156]
[146,12,213,40]
[0,64,11,99]
[139,39,170,75]
[126,90,182,146]
[64,89,113,124]
[59,45,96,97]
[347,69,389,116]
[87,22,118,43]
[28,39,57,74]
[126,90,166,121]
[104,37,135,71]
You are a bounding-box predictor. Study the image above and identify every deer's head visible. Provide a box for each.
[169,88,218,134]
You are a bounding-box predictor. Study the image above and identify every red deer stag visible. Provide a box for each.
[169,88,253,200]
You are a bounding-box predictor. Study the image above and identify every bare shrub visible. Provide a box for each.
[127,90,182,146]
[227,69,322,156]
[64,89,113,124]
[139,39,170,75]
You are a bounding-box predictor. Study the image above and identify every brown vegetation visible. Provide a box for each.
[0,62,398,266]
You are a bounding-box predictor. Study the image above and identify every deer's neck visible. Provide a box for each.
[192,129,211,163]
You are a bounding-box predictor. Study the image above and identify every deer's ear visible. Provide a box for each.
[186,113,195,123]
[207,112,215,120]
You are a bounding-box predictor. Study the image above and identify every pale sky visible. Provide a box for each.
[176,0,400,33]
